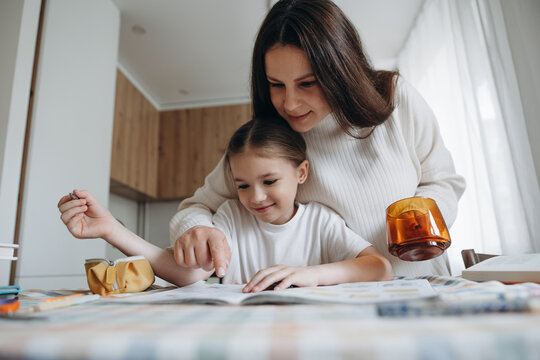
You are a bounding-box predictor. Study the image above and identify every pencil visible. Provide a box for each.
[22,294,100,313]
[43,293,89,303]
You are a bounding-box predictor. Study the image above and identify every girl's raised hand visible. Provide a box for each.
[57,189,116,240]
[242,265,319,293]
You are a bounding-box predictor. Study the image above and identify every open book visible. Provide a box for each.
[103,279,437,305]
[461,254,540,283]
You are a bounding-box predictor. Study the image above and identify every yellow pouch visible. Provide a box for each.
[84,256,155,295]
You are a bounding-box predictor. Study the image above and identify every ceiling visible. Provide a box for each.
[112,0,424,111]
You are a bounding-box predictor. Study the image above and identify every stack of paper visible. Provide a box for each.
[0,243,18,261]
[462,254,540,283]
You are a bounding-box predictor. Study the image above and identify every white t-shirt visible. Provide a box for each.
[213,200,371,284]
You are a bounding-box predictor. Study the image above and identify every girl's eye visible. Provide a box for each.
[264,180,277,186]
[237,184,249,190]
[269,82,284,88]
[301,81,316,87]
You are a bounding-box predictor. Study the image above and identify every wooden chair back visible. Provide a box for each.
[461,249,498,268]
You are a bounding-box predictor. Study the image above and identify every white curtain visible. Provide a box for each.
[397,0,540,274]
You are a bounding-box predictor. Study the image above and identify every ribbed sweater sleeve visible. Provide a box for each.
[397,79,466,226]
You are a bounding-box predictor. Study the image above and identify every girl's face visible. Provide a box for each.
[229,147,308,225]
[265,44,332,133]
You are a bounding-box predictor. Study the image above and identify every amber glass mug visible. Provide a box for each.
[386,197,451,261]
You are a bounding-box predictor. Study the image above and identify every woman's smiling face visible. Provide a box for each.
[265,44,332,133]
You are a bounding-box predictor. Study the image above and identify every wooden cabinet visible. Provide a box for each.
[158,104,251,199]
[110,70,159,199]
[110,70,251,200]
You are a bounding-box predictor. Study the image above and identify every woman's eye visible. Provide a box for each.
[301,81,316,87]
[264,180,277,186]
[269,82,284,88]
[237,184,249,190]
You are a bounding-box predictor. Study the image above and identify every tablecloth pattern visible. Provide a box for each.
[1,276,539,360]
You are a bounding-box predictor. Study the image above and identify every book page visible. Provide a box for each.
[104,281,248,304]
[244,279,437,305]
[102,279,437,305]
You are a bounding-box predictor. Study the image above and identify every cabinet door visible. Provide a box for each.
[158,104,251,199]
[110,71,159,198]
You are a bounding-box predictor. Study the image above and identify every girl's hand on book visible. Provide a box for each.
[243,265,318,293]
[57,189,116,240]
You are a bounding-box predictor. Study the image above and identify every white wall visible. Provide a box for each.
[14,0,120,289]
[106,193,139,260]
[0,0,41,285]
[500,0,540,184]
[147,201,180,249]
[107,196,178,250]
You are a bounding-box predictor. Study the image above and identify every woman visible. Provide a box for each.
[169,0,465,277]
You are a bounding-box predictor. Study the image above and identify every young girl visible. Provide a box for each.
[170,0,466,277]
[58,117,392,292]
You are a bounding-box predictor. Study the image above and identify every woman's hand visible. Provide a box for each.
[173,226,231,278]
[243,265,319,293]
[57,189,116,239]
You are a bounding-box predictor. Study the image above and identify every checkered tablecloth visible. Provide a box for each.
[1,276,539,360]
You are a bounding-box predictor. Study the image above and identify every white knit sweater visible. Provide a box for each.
[169,78,466,276]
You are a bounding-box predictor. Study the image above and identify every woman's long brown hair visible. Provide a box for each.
[251,0,399,138]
